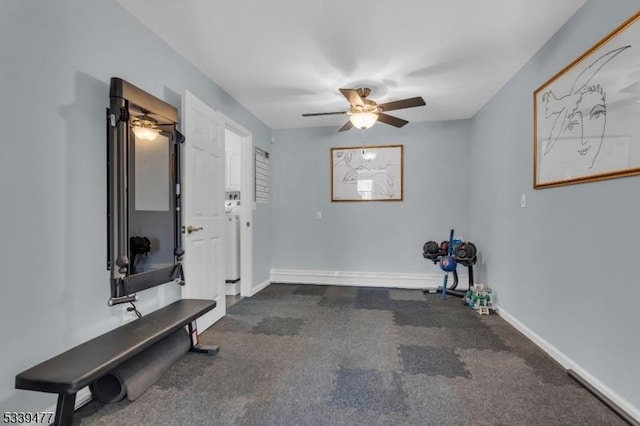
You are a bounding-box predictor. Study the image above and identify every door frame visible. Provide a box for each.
[223,117,253,297]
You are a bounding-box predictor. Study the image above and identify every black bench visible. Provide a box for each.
[15,298,217,426]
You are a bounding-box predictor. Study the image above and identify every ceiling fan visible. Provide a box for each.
[302,88,426,132]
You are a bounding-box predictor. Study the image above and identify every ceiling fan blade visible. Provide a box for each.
[377,113,408,128]
[338,120,354,132]
[339,88,364,108]
[378,97,425,112]
[302,111,347,117]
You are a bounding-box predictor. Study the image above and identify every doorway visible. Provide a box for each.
[223,120,253,299]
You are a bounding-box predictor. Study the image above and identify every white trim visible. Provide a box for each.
[225,281,240,295]
[247,278,271,296]
[75,387,93,410]
[24,387,93,425]
[496,305,640,423]
[270,269,469,290]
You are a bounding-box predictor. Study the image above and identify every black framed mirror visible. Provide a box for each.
[107,77,184,305]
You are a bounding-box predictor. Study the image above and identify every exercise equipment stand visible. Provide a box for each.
[422,229,477,299]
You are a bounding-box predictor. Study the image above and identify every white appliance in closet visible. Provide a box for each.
[225,201,240,283]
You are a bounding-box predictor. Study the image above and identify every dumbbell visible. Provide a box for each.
[423,240,440,260]
[454,241,477,261]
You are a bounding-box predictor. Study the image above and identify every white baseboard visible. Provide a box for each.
[225,282,240,295]
[270,269,469,290]
[245,278,270,297]
[76,386,93,409]
[23,387,93,425]
[496,305,640,423]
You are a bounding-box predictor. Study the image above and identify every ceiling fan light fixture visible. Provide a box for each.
[349,112,378,130]
[303,87,425,131]
[362,149,377,161]
[132,115,160,141]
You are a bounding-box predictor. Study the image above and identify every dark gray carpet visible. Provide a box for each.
[74,284,625,425]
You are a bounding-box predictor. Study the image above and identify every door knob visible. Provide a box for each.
[187,225,203,234]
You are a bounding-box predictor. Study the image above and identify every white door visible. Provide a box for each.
[182,91,226,331]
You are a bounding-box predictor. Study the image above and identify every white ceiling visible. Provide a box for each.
[116,0,586,130]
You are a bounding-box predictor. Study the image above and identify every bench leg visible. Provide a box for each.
[54,392,76,426]
[188,321,218,355]
[190,344,219,355]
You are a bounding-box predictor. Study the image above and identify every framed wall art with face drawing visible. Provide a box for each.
[534,11,640,189]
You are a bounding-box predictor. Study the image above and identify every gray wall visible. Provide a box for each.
[468,0,640,411]
[271,121,470,274]
[0,0,271,412]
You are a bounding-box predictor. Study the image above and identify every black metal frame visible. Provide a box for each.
[435,263,475,298]
[107,77,184,304]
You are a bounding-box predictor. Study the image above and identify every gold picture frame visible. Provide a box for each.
[534,11,640,189]
[331,144,403,202]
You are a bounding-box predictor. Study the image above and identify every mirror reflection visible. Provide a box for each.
[128,132,174,275]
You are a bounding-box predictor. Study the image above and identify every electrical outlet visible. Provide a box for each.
[520,193,527,208]
[315,211,322,220]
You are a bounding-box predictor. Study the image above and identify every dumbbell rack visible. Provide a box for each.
[423,255,476,298]
[422,236,477,298]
